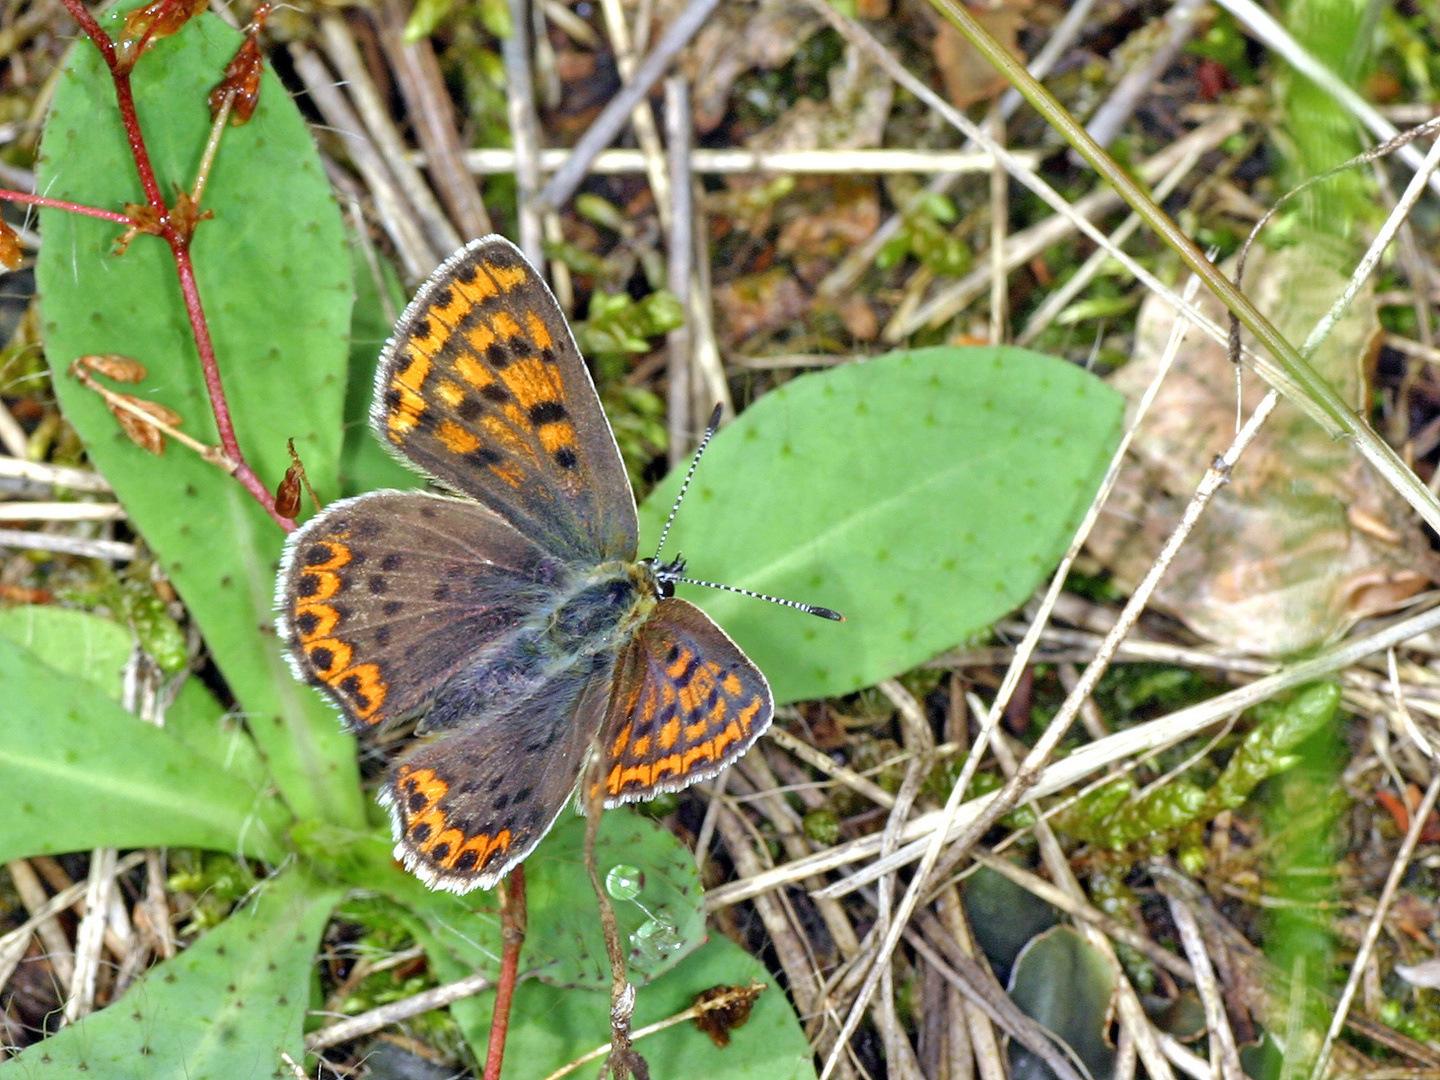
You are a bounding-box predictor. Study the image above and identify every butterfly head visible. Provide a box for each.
[643,555,687,599]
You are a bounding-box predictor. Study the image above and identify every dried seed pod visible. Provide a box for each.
[0,219,23,270]
[208,3,271,125]
[78,354,149,383]
[109,394,183,455]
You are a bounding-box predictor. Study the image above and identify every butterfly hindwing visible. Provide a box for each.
[372,235,638,563]
[598,598,774,804]
[277,490,562,730]
[382,664,614,892]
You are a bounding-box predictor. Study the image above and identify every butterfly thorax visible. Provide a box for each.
[544,559,660,657]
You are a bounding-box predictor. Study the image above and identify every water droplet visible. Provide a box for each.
[605,864,643,901]
[630,918,682,962]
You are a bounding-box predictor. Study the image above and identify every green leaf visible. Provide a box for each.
[448,934,816,1079]
[36,6,364,827]
[637,346,1124,703]
[403,0,457,41]
[0,635,287,863]
[0,604,133,698]
[1008,927,1117,1080]
[0,869,340,1080]
[398,810,705,990]
[0,604,271,791]
[340,239,418,496]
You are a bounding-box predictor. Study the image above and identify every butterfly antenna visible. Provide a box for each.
[653,402,724,560]
[673,575,844,622]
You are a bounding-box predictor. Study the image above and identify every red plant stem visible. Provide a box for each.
[58,0,166,209]
[0,188,134,223]
[484,867,527,1080]
[169,241,292,529]
[55,0,294,530]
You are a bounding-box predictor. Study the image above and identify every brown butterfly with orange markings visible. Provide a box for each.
[276,236,837,893]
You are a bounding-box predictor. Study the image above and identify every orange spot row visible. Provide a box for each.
[524,309,554,350]
[304,539,352,572]
[499,356,563,411]
[604,693,765,796]
[442,827,512,871]
[297,567,342,603]
[294,601,339,640]
[483,260,529,293]
[436,419,481,455]
[453,267,501,306]
[394,350,431,393]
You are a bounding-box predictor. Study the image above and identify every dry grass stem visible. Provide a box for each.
[304,969,496,1051]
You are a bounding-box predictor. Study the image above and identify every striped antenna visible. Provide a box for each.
[672,574,843,621]
[652,402,725,561]
[650,405,844,623]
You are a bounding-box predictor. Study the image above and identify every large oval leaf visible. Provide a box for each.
[36,8,361,826]
[637,346,1124,703]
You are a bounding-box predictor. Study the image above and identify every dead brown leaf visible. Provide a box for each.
[1086,240,1436,656]
[929,1,1029,110]
[713,267,806,346]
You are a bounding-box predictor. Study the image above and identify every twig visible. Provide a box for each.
[305,969,496,1050]
[454,146,1032,175]
[378,0,491,238]
[584,765,639,1079]
[1083,0,1209,150]
[289,43,436,280]
[0,502,125,521]
[664,77,694,465]
[50,0,292,527]
[816,0,1097,300]
[502,0,544,264]
[0,851,146,991]
[0,529,136,560]
[704,602,1440,906]
[1168,896,1245,1080]
[0,186,132,222]
[536,983,768,1080]
[317,14,459,256]
[536,0,723,211]
[599,0,672,229]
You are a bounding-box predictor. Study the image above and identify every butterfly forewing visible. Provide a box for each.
[382,665,614,892]
[599,598,774,803]
[278,491,561,730]
[372,236,638,563]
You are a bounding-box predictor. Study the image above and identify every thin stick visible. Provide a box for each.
[536,0,723,211]
[306,969,496,1050]
[537,983,766,1080]
[664,77,694,467]
[584,763,637,1079]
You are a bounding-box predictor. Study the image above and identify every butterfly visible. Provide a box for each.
[276,235,833,893]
